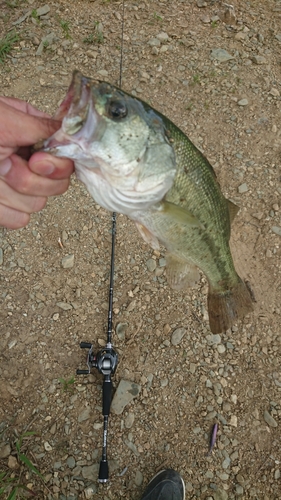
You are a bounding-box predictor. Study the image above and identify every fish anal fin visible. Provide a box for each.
[166,253,200,290]
[135,222,160,250]
[207,278,254,334]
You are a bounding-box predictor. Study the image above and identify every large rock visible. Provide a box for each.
[111,379,141,414]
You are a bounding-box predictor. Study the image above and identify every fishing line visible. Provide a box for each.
[76,0,125,484]
[119,0,125,89]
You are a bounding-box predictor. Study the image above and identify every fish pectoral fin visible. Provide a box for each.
[135,222,160,250]
[166,253,200,290]
[158,201,203,228]
[227,199,239,224]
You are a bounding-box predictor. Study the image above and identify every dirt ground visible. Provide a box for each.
[0,0,281,499]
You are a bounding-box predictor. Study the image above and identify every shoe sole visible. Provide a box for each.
[145,469,185,500]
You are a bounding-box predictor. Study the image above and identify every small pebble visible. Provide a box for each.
[56,302,73,311]
[8,340,17,349]
[236,484,244,495]
[36,5,50,16]
[210,48,234,62]
[82,464,99,480]
[238,183,248,193]
[235,32,247,41]
[230,394,237,405]
[8,456,19,469]
[230,451,238,460]
[238,99,248,106]
[186,482,193,492]
[93,422,103,430]
[135,470,143,486]
[97,69,109,77]
[0,443,11,458]
[156,32,169,42]
[78,407,91,422]
[222,457,231,469]
[217,344,226,354]
[263,410,278,427]
[272,226,281,237]
[67,456,76,469]
[269,88,280,97]
[61,254,74,269]
[44,441,52,451]
[148,38,161,47]
[84,486,97,499]
[146,258,156,272]
[125,412,135,429]
[171,327,186,345]
[62,230,68,242]
[229,415,238,427]
[116,322,128,340]
[208,334,221,345]
[201,15,211,23]
[216,472,229,480]
[189,363,197,374]
[252,55,267,64]
[213,488,228,499]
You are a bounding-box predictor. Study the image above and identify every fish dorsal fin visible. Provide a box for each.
[227,200,239,224]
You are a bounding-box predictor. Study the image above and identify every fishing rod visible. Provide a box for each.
[76,2,125,483]
[76,213,118,482]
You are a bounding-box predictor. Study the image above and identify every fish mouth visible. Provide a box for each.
[44,70,97,151]
[54,70,91,125]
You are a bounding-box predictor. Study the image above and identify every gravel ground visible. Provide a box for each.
[0,0,281,499]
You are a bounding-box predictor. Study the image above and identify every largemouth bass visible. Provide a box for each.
[43,70,253,333]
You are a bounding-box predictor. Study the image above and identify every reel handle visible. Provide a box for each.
[80,342,92,349]
[76,369,89,375]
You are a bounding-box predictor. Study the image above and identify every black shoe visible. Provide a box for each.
[140,469,185,500]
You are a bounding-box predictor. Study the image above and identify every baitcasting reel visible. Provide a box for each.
[77,342,118,377]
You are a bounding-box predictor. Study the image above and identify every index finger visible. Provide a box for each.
[0,96,50,118]
[0,99,61,148]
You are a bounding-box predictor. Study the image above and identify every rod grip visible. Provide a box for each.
[98,460,108,482]
[103,379,112,416]
[76,369,89,375]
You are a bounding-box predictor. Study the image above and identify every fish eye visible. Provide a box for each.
[108,100,127,119]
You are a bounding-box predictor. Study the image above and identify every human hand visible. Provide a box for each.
[0,96,74,229]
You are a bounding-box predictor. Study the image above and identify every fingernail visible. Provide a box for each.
[33,161,55,175]
[0,158,12,176]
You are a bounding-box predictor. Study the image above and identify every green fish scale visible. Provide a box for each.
[140,120,239,292]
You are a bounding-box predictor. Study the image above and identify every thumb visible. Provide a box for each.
[0,100,61,148]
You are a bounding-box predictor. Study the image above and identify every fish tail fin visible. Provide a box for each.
[207,278,254,334]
